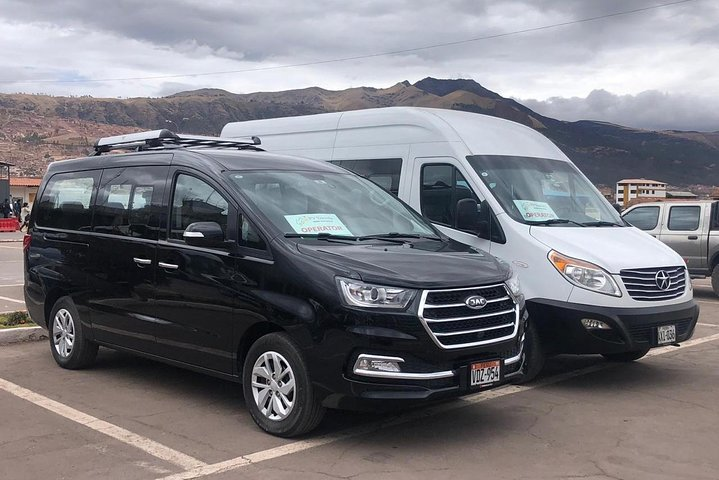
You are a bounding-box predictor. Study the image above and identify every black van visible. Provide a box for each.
[24,130,526,436]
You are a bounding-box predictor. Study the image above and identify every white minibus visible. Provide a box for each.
[222,107,699,380]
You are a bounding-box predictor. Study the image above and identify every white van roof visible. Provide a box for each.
[221,107,568,161]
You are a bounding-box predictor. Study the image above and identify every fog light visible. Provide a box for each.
[581,318,611,330]
[354,355,403,374]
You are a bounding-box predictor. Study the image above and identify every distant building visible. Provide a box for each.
[616,178,667,206]
[9,177,42,206]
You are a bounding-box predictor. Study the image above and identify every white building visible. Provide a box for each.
[615,178,667,206]
[9,177,41,206]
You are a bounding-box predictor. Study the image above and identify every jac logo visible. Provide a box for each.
[465,295,488,309]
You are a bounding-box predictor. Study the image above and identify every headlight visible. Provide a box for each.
[337,277,416,309]
[548,250,621,297]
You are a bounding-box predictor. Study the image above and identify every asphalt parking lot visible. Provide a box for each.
[1,236,718,480]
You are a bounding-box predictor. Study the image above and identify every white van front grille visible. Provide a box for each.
[620,266,686,301]
[418,284,519,349]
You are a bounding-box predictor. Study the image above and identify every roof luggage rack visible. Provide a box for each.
[93,129,262,155]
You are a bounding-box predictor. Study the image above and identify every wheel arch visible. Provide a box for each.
[236,322,284,379]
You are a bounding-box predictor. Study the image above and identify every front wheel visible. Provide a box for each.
[602,348,650,362]
[48,297,98,369]
[514,320,545,384]
[242,333,325,437]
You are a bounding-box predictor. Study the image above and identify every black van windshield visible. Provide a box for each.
[228,171,438,238]
[467,155,623,227]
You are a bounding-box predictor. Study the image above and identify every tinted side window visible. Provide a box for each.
[94,166,168,240]
[331,158,402,194]
[35,171,98,231]
[420,165,481,224]
[421,164,455,225]
[668,206,700,231]
[239,214,266,251]
[170,174,228,241]
[623,206,660,230]
[420,164,503,242]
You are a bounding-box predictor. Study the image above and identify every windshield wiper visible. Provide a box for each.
[528,219,586,227]
[357,232,442,243]
[581,221,624,227]
[284,232,358,242]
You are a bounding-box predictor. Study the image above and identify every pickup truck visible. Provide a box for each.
[622,200,719,294]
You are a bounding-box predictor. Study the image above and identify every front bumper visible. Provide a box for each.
[527,298,699,355]
[319,323,526,410]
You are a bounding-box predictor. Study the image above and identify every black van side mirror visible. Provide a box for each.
[183,222,225,247]
[456,198,479,231]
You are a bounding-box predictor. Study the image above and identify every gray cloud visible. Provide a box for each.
[522,89,719,132]
[0,0,717,131]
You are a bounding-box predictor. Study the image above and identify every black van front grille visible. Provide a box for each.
[419,284,519,350]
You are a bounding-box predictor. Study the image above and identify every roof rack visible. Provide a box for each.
[93,129,262,155]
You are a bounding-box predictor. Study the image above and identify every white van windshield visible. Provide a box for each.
[467,155,623,227]
[228,171,438,238]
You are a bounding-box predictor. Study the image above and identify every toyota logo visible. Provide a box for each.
[465,295,488,309]
[655,270,671,290]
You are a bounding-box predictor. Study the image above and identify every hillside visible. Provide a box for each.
[0,78,717,187]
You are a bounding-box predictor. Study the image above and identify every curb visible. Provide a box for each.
[0,326,47,345]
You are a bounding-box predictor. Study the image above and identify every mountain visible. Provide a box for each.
[0,78,717,187]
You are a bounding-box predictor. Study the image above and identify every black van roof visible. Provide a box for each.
[46,130,345,176]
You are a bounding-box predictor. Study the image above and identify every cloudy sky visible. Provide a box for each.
[1,0,718,131]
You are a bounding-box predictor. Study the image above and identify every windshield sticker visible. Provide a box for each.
[284,214,353,236]
[513,200,558,221]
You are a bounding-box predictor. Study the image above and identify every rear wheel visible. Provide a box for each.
[711,265,719,297]
[48,297,98,369]
[242,333,325,437]
[602,348,649,362]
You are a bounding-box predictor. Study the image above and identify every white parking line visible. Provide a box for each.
[0,378,207,471]
[158,332,719,480]
[0,283,24,287]
[697,322,719,328]
[0,295,24,304]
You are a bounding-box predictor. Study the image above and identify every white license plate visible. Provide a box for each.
[657,324,676,345]
[470,360,501,387]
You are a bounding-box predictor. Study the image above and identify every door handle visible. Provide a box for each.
[687,235,698,240]
[158,262,179,270]
[133,257,152,266]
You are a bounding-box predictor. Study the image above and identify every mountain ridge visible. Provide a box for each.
[0,77,717,187]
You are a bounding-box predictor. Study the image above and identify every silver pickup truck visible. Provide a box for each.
[622,200,719,294]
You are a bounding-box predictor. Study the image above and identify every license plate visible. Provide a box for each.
[470,360,501,388]
[657,324,676,345]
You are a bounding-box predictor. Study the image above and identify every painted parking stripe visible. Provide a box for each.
[697,322,719,328]
[0,377,206,471]
[0,295,24,304]
[159,332,719,480]
[0,283,24,287]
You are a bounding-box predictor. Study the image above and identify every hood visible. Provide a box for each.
[296,238,508,289]
[529,226,684,273]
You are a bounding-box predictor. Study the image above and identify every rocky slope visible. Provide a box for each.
[0,78,717,186]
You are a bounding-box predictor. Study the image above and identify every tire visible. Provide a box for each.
[514,319,545,384]
[242,333,325,437]
[602,348,650,362]
[48,297,98,369]
[711,265,719,297]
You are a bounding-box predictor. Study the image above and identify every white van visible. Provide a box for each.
[222,107,699,380]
